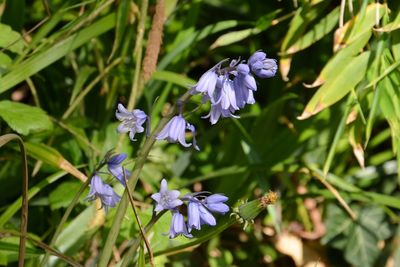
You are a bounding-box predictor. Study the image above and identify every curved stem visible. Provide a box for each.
[0,134,29,267]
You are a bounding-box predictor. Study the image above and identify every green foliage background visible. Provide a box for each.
[1,0,400,266]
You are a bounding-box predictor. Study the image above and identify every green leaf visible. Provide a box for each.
[0,52,12,75]
[0,100,52,135]
[344,223,380,267]
[0,23,26,54]
[375,8,400,32]
[342,3,385,45]
[0,12,116,94]
[25,142,87,182]
[298,51,370,120]
[108,0,131,61]
[48,181,83,210]
[158,20,241,69]
[305,31,371,88]
[321,204,352,246]
[281,1,326,51]
[210,28,260,50]
[152,70,196,88]
[286,7,339,54]
[69,66,96,105]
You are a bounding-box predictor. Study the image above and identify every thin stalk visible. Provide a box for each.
[62,58,121,119]
[40,177,92,266]
[98,91,191,267]
[127,0,148,111]
[116,0,149,151]
[307,168,357,220]
[0,229,83,267]
[123,173,154,267]
[0,134,29,267]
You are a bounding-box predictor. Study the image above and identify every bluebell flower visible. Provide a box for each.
[116,103,148,141]
[233,63,257,109]
[204,194,229,214]
[151,179,183,212]
[187,199,216,232]
[156,115,200,151]
[191,60,228,98]
[248,51,278,78]
[203,101,239,125]
[107,153,131,186]
[169,211,193,239]
[86,175,121,212]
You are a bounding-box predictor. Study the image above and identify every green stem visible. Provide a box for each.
[40,177,91,266]
[0,134,29,267]
[121,211,166,267]
[123,173,154,267]
[116,0,149,151]
[62,58,121,119]
[98,92,192,267]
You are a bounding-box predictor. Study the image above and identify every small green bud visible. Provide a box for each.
[231,191,278,229]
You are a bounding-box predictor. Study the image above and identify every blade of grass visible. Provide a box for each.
[0,12,116,94]
[0,229,82,267]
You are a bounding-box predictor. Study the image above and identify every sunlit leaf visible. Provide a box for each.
[0,23,26,54]
[298,51,370,120]
[0,100,52,135]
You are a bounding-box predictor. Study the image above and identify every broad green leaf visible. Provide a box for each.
[0,100,52,135]
[0,23,26,54]
[305,31,371,88]
[344,223,380,267]
[0,52,12,75]
[48,181,83,210]
[344,207,389,267]
[321,204,352,246]
[286,7,339,54]
[25,142,87,182]
[0,12,116,94]
[298,51,370,120]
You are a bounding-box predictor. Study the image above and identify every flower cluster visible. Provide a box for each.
[86,153,130,212]
[191,51,277,124]
[115,51,276,151]
[151,179,229,238]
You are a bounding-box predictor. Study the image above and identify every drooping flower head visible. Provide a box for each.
[248,51,278,79]
[156,115,199,151]
[169,211,193,239]
[204,194,229,214]
[86,175,121,212]
[191,51,276,125]
[151,179,183,212]
[107,153,131,186]
[116,103,148,141]
[185,193,229,232]
[191,59,228,98]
